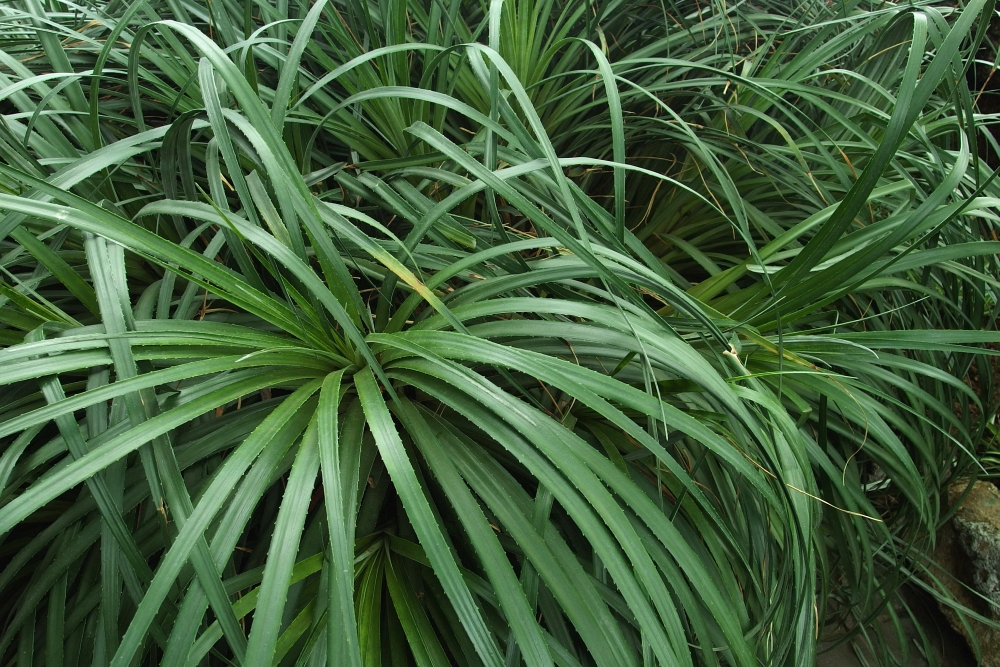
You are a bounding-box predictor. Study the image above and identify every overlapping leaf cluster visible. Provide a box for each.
[1,0,999,664]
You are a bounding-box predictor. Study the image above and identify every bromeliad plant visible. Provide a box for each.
[1,0,999,665]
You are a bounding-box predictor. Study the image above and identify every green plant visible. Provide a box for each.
[0,0,999,665]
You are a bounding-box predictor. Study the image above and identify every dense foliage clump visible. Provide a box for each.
[0,0,999,664]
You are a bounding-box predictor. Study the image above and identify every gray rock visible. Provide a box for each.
[955,517,1000,611]
[932,481,1000,666]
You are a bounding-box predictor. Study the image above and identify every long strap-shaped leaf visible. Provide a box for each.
[107,380,321,667]
[766,2,985,301]
[316,372,363,667]
[161,396,322,667]
[86,233,252,662]
[355,367,506,667]
[0,356,240,439]
[0,369,310,540]
[0,166,309,337]
[271,0,328,132]
[383,350,751,666]
[406,121,729,346]
[387,371,641,667]
[243,418,322,667]
[150,21,367,324]
[397,397,555,667]
[2,334,170,658]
